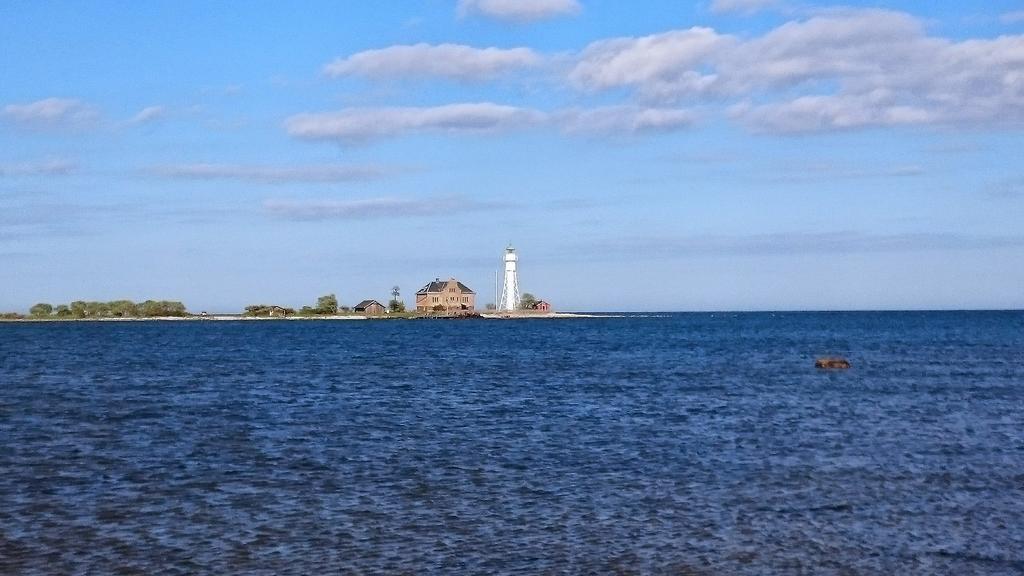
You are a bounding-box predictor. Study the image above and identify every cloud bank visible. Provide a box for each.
[290,7,1024,142]
[570,9,1024,132]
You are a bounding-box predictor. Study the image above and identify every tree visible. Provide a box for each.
[388,286,405,312]
[161,301,187,317]
[138,300,187,317]
[29,303,53,317]
[485,303,497,310]
[54,305,71,317]
[519,293,539,310]
[316,294,338,315]
[244,304,270,317]
[69,301,88,318]
[109,300,138,317]
[85,301,111,317]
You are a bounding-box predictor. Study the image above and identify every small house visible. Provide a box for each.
[267,305,291,317]
[354,299,386,315]
[533,300,552,312]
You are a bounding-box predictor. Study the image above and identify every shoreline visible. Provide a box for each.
[0,312,610,323]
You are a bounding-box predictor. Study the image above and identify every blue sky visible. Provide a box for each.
[1,0,1022,311]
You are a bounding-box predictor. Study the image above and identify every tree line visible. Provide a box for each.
[23,300,188,319]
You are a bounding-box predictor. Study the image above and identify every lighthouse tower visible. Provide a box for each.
[499,245,520,312]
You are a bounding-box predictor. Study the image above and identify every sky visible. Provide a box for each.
[1,0,1023,312]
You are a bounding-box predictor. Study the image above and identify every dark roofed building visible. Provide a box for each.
[354,299,386,315]
[416,277,476,312]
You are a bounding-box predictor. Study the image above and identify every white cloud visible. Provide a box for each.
[324,43,540,80]
[130,105,167,125]
[285,103,544,142]
[729,94,934,133]
[1002,10,1024,24]
[710,0,778,15]
[292,7,1024,141]
[557,106,696,135]
[264,196,500,220]
[457,0,581,22]
[722,10,924,87]
[1,98,98,128]
[569,9,1024,132]
[764,161,925,182]
[285,102,698,142]
[0,159,77,176]
[569,27,735,100]
[148,163,389,183]
[988,177,1024,199]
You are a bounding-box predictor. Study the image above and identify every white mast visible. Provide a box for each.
[499,245,520,312]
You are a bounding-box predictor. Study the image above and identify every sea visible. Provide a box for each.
[1,312,1022,575]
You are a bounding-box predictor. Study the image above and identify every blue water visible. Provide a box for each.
[1,312,1022,575]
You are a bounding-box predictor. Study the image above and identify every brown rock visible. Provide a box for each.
[815,357,851,369]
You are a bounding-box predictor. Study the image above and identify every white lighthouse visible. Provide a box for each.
[498,245,520,312]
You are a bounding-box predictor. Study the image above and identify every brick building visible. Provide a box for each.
[415,278,476,312]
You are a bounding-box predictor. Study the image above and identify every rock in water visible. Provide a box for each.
[816,357,851,369]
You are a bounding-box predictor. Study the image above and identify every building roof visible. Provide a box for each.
[354,299,384,310]
[416,278,475,295]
